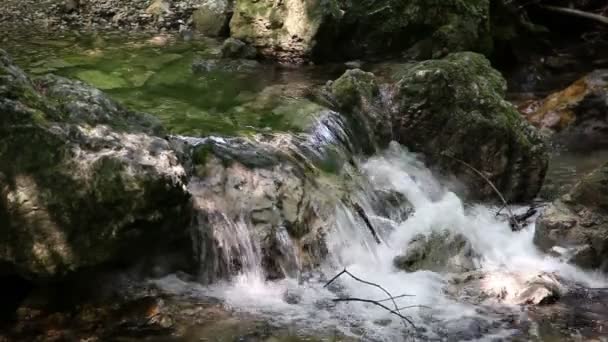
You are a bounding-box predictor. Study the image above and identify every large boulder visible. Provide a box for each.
[519,69,608,150]
[327,52,548,201]
[534,162,608,272]
[192,0,233,37]
[0,50,192,280]
[229,0,492,62]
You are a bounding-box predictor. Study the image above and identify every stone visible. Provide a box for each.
[534,162,608,272]
[0,50,192,280]
[74,70,129,90]
[192,0,232,37]
[146,0,172,17]
[191,58,260,73]
[221,38,257,59]
[326,52,548,201]
[394,231,478,273]
[520,69,608,150]
[229,0,492,62]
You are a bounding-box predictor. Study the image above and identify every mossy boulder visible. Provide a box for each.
[0,50,192,280]
[327,52,548,201]
[192,0,233,37]
[535,162,608,272]
[229,0,492,62]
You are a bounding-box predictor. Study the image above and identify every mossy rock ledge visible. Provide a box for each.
[0,50,192,280]
[327,52,548,202]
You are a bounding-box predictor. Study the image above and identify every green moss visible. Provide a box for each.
[75,70,129,90]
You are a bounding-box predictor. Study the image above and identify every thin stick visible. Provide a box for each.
[441,153,521,231]
[332,298,417,329]
[541,5,608,25]
[377,294,416,303]
[397,305,432,310]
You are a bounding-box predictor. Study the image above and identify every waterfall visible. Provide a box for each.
[160,121,608,341]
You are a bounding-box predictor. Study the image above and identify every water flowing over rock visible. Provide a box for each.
[326,52,548,201]
[229,0,493,62]
[0,50,192,279]
[394,231,478,273]
[535,162,608,272]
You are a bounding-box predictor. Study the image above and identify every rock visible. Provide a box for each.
[74,70,129,90]
[188,137,338,281]
[521,70,608,150]
[191,58,261,73]
[229,0,492,62]
[327,52,548,201]
[535,162,608,272]
[448,271,564,306]
[0,50,192,280]
[394,231,478,273]
[229,0,341,63]
[192,0,233,37]
[146,0,172,17]
[221,38,257,59]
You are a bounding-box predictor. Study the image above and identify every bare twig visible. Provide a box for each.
[541,5,608,25]
[377,294,416,303]
[440,153,521,231]
[324,269,416,331]
[331,297,417,329]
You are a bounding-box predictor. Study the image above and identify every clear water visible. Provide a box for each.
[4,31,346,137]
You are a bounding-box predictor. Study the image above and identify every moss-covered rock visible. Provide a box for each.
[535,162,608,272]
[326,52,548,201]
[229,0,492,62]
[0,49,192,280]
[192,0,233,37]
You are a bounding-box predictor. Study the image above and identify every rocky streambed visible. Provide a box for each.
[1,26,608,342]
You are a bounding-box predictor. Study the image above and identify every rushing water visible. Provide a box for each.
[155,143,607,341]
[5,31,608,341]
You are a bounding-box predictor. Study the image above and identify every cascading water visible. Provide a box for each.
[159,120,608,341]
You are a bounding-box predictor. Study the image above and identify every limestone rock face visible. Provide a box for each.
[192,0,233,37]
[535,162,608,272]
[229,0,492,62]
[0,50,192,280]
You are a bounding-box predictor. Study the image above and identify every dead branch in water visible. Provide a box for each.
[541,5,608,25]
[440,153,522,231]
[324,269,417,331]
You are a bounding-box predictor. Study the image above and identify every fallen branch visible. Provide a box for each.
[324,269,416,331]
[440,153,521,231]
[541,5,608,25]
[331,297,417,329]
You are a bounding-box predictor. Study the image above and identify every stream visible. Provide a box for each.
[3,31,608,341]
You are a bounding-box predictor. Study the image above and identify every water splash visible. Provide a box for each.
[155,142,608,341]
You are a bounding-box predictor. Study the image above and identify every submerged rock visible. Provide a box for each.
[535,162,608,272]
[192,58,261,73]
[326,52,548,201]
[520,69,608,150]
[394,231,478,273]
[221,38,257,59]
[0,50,192,280]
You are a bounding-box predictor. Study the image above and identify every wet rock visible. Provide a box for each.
[521,70,608,150]
[0,50,192,280]
[448,271,564,306]
[221,38,257,59]
[535,162,608,272]
[327,52,548,201]
[394,231,478,273]
[192,0,233,37]
[229,0,492,62]
[192,58,261,73]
